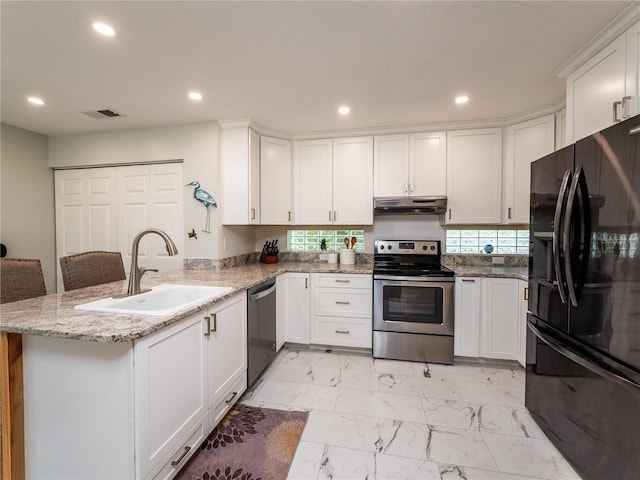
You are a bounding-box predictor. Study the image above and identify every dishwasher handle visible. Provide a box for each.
[249,283,276,302]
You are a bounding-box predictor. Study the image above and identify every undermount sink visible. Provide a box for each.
[74,284,233,317]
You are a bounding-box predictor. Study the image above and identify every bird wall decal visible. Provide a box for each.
[186,181,217,232]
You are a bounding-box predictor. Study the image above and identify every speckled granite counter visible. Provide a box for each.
[0,262,372,343]
[449,266,528,281]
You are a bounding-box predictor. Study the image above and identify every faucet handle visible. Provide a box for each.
[140,268,159,274]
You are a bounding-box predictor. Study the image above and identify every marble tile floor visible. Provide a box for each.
[240,347,583,480]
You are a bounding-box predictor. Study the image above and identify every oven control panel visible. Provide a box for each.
[374,240,440,255]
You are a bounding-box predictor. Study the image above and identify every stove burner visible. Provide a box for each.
[373,239,453,278]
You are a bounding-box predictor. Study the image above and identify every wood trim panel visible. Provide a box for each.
[1,333,25,480]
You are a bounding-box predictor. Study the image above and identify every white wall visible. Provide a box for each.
[47,122,255,260]
[1,124,57,292]
[254,216,445,253]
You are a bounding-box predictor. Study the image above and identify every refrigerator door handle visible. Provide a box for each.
[529,322,640,393]
[553,169,572,305]
[563,166,591,307]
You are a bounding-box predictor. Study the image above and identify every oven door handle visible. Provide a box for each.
[374,275,454,283]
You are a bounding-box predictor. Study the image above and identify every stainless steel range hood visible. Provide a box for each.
[374,196,447,215]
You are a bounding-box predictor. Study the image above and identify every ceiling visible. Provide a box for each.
[1,1,635,137]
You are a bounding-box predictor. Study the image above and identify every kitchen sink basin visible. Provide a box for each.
[74,284,233,317]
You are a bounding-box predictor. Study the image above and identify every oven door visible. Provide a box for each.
[373,276,454,336]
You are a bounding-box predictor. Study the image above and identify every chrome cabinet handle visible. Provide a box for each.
[329,210,332,221]
[335,329,350,334]
[211,313,217,333]
[448,209,452,220]
[305,277,308,289]
[333,211,337,221]
[170,446,191,466]
[613,100,622,122]
[204,316,211,336]
[622,96,633,118]
[335,279,350,283]
[288,211,291,222]
[225,391,238,404]
[508,207,512,219]
[524,287,529,301]
[461,278,475,283]
[251,208,256,220]
[335,301,350,305]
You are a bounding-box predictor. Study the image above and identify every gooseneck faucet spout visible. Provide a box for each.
[127,228,178,296]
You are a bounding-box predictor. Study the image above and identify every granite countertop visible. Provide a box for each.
[449,265,528,281]
[0,262,372,343]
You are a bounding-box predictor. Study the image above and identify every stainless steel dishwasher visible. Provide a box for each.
[247,277,277,387]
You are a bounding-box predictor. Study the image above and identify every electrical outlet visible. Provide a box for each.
[224,238,228,250]
[492,256,505,265]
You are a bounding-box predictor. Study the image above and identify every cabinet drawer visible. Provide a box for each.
[208,371,247,429]
[313,288,372,317]
[148,420,206,480]
[314,318,372,348]
[313,273,372,289]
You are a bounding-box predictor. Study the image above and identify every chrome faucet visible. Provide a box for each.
[127,228,178,296]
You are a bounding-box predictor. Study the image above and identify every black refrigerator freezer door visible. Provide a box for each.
[526,315,640,480]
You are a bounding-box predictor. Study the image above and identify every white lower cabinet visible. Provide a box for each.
[454,276,520,361]
[23,292,247,480]
[311,273,372,349]
[518,280,529,367]
[284,272,311,344]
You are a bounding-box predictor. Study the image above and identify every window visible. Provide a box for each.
[288,229,365,252]
[446,228,529,254]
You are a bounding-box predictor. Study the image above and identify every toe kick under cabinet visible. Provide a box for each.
[311,273,372,348]
[22,292,247,480]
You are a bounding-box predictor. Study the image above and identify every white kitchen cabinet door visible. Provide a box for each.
[626,21,640,120]
[481,278,519,361]
[134,312,208,479]
[276,274,286,351]
[285,272,311,344]
[221,125,260,225]
[117,163,184,274]
[454,277,481,357]
[293,139,333,224]
[54,168,118,290]
[410,131,447,196]
[566,34,627,143]
[206,293,247,416]
[446,128,502,224]
[260,136,292,224]
[333,136,374,225]
[518,280,529,367]
[504,115,555,224]
[374,134,409,197]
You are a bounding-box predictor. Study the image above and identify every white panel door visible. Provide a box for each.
[293,139,333,224]
[481,278,519,360]
[117,163,183,274]
[446,128,502,224]
[410,131,447,196]
[567,34,627,143]
[373,134,409,197]
[454,277,481,357]
[54,168,118,290]
[260,136,292,224]
[504,115,555,224]
[333,136,373,225]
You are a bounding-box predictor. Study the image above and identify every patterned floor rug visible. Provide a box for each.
[176,403,309,480]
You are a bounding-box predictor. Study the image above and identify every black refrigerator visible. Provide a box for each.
[526,114,640,480]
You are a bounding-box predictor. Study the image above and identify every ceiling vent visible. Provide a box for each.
[82,108,125,119]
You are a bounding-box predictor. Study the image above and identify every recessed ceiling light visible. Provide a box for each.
[92,22,116,37]
[455,95,469,104]
[27,97,45,106]
[338,106,351,115]
[188,92,203,101]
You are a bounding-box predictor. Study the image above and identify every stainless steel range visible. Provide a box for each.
[373,239,455,364]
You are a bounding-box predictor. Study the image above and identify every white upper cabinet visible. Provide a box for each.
[566,20,640,143]
[293,139,333,224]
[504,114,555,224]
[221,125,260,225]
[294,136,373,225]
[333,136,374,224]
[373,132,446,197]
[446,128,502,224]
[260,136,292,224]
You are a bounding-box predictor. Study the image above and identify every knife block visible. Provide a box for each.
[260,249,278,264]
